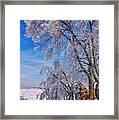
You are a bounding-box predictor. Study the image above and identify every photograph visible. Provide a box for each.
[20,20,99,100]
[3,1,117,118]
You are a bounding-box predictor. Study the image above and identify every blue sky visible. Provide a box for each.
[20,20,53,87]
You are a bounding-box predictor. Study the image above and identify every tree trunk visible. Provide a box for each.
[88,74,95,100]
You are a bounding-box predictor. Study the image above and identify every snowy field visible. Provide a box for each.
[20,88,43,100]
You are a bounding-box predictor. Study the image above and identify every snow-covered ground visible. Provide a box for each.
[20,88,43,100]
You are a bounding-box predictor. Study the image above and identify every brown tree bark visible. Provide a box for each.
[88,74,95,100]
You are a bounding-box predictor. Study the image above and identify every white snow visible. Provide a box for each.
[20,88,43,100]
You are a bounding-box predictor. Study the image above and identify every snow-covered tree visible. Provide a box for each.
[24,20,99,100]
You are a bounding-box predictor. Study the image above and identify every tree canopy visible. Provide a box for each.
[24,20,99,100]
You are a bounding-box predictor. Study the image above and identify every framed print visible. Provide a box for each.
[0,0,118,119]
